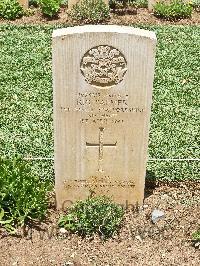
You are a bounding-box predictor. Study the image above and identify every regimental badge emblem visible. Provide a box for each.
[80,45,127,88]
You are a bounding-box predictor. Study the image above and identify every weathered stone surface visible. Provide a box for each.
[52,25,157,209]
[148,0,156,12]
[68,0,109,9]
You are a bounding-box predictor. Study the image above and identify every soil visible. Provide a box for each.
[0,7,199,26]
[0,181,199,265]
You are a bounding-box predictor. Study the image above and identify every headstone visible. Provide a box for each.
[148,0,156,12]
[18,0,29,9]
[53,25,157,209]
[68,0,109,9]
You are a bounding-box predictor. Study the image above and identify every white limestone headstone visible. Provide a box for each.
[53,25,157,209]
[148,0,156,12]
[68,0,109,9]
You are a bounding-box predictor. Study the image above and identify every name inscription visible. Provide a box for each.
[61,92,145,124]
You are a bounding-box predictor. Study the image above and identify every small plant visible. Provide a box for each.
[69,0,110,24]
[39,0,61,17]
[0,0,24,20]
[154,0,193,20]
[192,0,200,11]
[29,0,40,7]
[192,230,200,240]
[133,0,148,8]
[110,0,147,9]
[24,8,36,17]
[110,0,124,9]
[192,229,200,249]
[110,0,146,15]
[58,196,124,238]
[0,156,50,232]
[61,0,68,6]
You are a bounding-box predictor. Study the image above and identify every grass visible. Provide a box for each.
[146,25,200,180]
[0,24,199,182]
[0,25,53,180]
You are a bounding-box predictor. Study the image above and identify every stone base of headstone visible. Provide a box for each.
[68,0,109,9]
[18,0,29,9]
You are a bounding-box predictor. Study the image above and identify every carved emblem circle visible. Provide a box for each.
[80,45,127,88]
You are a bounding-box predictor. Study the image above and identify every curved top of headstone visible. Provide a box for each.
[52,25,156,42]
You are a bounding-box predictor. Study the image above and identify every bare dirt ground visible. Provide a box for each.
[0,7,199,25]
[0,181,199,266]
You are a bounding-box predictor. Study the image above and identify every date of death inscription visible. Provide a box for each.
[60,92,145,125]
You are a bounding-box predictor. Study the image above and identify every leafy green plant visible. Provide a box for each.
[39,0,61,17]
[61,0,68,6]
[29,0,40,7]
[192,230,200,240]
[110,0,147,8]
[58,196,124,238]
[192,0,200,11]
[0,156,50,232]
[109,0,124,9]
[0,208,16,233]
[29,0,67,8]
[24,8,36,17]
[154,0,193,20]
[192,229,200,249]
[69,0,110,24]
[0,0,24,20]
[133,0,148,8]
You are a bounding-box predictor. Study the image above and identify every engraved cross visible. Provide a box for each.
[86,127,117,172]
